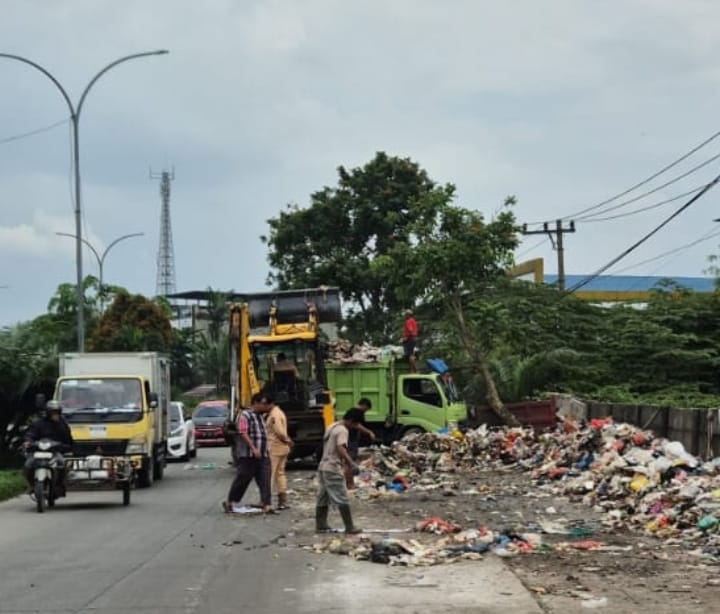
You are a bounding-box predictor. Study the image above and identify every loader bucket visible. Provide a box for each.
[246,287,341,328]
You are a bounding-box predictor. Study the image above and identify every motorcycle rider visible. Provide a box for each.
[24,400,74,496]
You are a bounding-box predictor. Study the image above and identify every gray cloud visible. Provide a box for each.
[2,0,720,325]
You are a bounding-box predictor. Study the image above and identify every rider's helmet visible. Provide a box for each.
[44,400,62,417]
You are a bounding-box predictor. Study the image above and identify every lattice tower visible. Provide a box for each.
[153,169,176,296]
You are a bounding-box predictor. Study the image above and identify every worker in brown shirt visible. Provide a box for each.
[265,396,293,509]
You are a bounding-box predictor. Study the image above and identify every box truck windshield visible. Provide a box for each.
[58,378,144,423]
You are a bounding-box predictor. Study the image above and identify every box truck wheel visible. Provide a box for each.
[153,454,164,481]
[138,457,154,488]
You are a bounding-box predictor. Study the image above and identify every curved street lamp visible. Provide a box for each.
[55,232,144,312]
[0,50,168,350]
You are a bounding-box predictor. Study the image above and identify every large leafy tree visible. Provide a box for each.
[263,152,456,342]
[389,196,522,424]
[0,323,56,466]
[89,292,172,352]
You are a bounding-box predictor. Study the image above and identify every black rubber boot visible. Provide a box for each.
[339,504,361,534]
[315,506,332,532]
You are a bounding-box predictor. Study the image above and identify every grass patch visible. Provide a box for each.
[0,469,26,502]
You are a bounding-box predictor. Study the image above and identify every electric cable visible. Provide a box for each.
[0,117,69,145]
[525,128,720,226]
[578,185,705,223]
[516,236,548,258]
[572,153,720,221]
[565,172,720,294]
[610,227,720,275]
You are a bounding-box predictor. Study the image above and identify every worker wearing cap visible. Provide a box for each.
[402,309,418,373]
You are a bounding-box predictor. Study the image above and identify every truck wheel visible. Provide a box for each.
[153,456,164,481]
[122,483,131,506]
[138,457,154,488]
[401,427,425,440]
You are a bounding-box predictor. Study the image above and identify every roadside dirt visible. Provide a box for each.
[276,458,720,614]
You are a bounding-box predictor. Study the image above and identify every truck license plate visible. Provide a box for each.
[89,426,106,437]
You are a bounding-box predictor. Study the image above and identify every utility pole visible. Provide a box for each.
[521,219,576,291]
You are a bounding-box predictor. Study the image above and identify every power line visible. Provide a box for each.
[516,236,548,258]
[610,227,720,274]
[525,128,720,226]
[565,172,720,294]
[571,152,720,222]
[578,185,705,223]
[0,117,69,145]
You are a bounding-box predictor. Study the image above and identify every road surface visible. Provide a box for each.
[0,448,541,613]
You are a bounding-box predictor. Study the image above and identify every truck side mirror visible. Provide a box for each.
[35,393,47,409]
[148,392,159,410]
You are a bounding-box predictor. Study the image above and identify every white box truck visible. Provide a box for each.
[55,352,170,487]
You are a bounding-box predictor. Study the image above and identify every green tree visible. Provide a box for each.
[263,152,456,342]
[390,196,522,424]
[89,292,172,352]
[43,275,102,351]
[193,331,230,397]
[0,323,57,466]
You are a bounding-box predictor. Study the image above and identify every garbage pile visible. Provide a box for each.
[325,339,402,364]
[365,419,720,559]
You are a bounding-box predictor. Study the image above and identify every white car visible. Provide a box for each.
[167,401,197,461]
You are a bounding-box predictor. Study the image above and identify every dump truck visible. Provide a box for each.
[228,288,340,458]
[325,356,468,441]
[53,352,170,488]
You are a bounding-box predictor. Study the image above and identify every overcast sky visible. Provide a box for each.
[2,0,720,326]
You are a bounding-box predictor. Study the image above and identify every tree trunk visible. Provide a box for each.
[449,295,521,428]
[479,356,521,427]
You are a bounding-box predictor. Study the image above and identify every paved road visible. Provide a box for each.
[0,448,541,614]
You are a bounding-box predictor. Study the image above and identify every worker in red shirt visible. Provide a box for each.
[402,309,418,373]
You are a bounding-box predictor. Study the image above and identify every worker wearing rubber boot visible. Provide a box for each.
[315,410,361,534]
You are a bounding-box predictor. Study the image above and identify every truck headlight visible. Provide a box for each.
[126,436,147,454]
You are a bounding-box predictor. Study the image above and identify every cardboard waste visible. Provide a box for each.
[311,416,720,566]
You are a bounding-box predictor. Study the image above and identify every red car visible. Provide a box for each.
[192,400,230,446]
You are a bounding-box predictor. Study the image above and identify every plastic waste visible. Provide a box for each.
[629,474,649,493]
[698,515,718,531]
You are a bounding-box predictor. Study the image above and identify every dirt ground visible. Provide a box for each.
[277,457,720,614]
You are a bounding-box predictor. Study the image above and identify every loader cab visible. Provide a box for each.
[250,339,326,411]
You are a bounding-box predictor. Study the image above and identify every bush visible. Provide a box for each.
[0,470,26,502]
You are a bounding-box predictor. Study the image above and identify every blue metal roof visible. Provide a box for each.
[544,274,716,292]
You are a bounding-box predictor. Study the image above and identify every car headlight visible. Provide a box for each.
[126,436,147,454]
[170,426,184,437]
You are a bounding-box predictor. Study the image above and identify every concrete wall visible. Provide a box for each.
[586,401,720,459]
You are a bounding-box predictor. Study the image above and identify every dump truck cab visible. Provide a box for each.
[229,288,340,459]
[326,356,468,441]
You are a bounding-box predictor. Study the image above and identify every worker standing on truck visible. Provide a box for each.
[344,398,375,490]
[315,410,362,534]
[222,393,272,514]
[265,396,293,510]
[402,309,419,373]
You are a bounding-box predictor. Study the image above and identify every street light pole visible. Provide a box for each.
[0,50,168,350]
[55,232,144,312]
